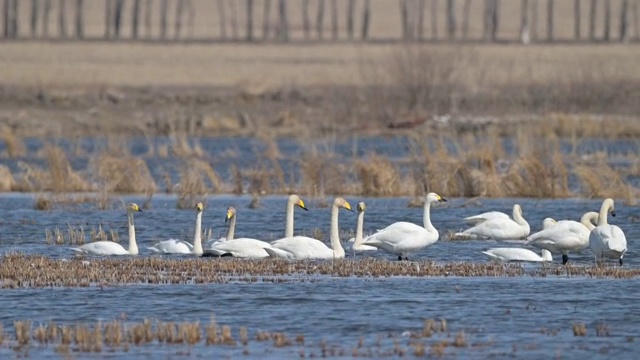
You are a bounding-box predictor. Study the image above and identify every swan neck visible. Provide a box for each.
[127,212,138,255]
[423,200,435,232]
[513,208,528,227]
[285,200,294,238]
[598,200,611,227]
[353,211,365,246]
[226,214,236,240]
[330,202,345,257]
[581,212,598,231]
[193,212,203,255]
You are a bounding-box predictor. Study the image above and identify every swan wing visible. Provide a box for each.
[270,236,335,259]
[71,241,129,256]
[263,247,296,259]
[482,247,543,262]
[209,238,271,258]
[147,239,193,254]
[526,221,590,252]
[464,211,510,225]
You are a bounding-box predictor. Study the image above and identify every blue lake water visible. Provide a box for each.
[0,193,639,358]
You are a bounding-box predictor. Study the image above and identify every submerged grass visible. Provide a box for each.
[1,255,639,289]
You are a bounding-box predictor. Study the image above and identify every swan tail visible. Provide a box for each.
[264,247,294,259]
[70,247,85,253]
[146,247,162,253]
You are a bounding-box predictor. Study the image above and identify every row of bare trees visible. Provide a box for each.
[2,0,639,43]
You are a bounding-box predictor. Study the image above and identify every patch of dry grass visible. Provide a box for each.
[94,153,157,194]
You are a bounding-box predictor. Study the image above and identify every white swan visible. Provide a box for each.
[71,203,142,255]
[264,197,352,260]
[589,198,627,265]
[206,207,277,258]
[146,202,204,255]
[348,202,377,252]
[454,204,530,240]
[482,247,553,262]
[463,210,510,225]
[361,192,447,260]
[526,211,599,264]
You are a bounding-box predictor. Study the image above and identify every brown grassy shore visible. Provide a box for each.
[0,255,638,289]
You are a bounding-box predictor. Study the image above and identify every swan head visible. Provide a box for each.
[289,194,308,211]
[225,206,236,222]
[542,217,557,230]
[603,198,616,217]
[357,202,366,213]
[426,192,447,204]
[334,197,353,211]
[127,203,142,213]
[196,202,204,213]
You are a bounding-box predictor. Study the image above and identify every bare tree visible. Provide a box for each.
[633,0,639,41]
[574,0,581,39]
[521,0,531,44]
[483,0,494,41]
[431,0,439,39]
[160,0,169,40]
[12,0,18,37]
[44,0,53,38]
[75,0,84,39]
[186,0,195,38]
[247,0,254,41]
[589,0,597,40]
[3,0,9,38]
[316,0,325,39]
[347,0,355,40]
[462,0,471,39]
[144,0,153,38]
[401,0,409,40]
[229,0,239,40]
[114,0,125,39]
[418,0,426,40]
[331,0,338,40]
[31,0,39,38]
[277,0,289,41]
[175,0,185,39]
[547,0,554,41]
[132,0,141,39]
[263,0,271,40]
[302,0,310,39]
[446,0,456,40]
[217,0,227,40]
[531,0,539,40]
[361,0,370,40]
[603,0,610,41]
[620,0,629,42]
[59,0,68,38]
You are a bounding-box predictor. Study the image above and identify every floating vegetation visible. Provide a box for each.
[0,255,639,289]
[45,225,120,245]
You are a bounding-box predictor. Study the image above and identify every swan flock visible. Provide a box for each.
[69,196,628,265]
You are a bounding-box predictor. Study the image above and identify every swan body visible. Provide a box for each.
[71,203,142,256]
[482,247,552,262]
[589,198,627,265]
[526,212,599,264]
[147,202,204,255]
[266,197,351,260]
[455,204,530,240]
[362,193,447,260]
[348,202,376,252]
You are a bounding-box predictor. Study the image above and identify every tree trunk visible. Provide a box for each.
[331,0,338,40]
[114,0,124,39]
[75,0,84,39]
[7,0,18,38]
[418,0,426,40]
[347,0,355,40]
[401,0,409,40]
[484,0,494,41]
[574,0,581,39]
[160,0,169,40]
[547,0,554,41]
[262,0,271,40]
[462,0,471,39]
[633,0,639,41]
[186,0,195,38]
[531,0,538,40]
[229,0,239,40]
[316,0,325,39]
[59,0,67,38]
[603,0,610,41]
[589,0,596,40]
[446,0,456,40]
[302,0,310,40]
[361,0,370,40]
[431,0,438,39]
[44,0,52,38]
[132,0,141,39]
[277,0,289,42]
[31,0,39,38]
[144,0,153,38]
[247,0,254,41]
[620,0,629,42]
[492,0,500,41]
[521,0,530,44]
[175,0,184,40]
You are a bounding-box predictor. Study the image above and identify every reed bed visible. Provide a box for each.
[0,255,639,289]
